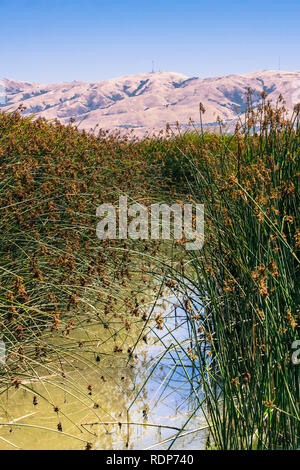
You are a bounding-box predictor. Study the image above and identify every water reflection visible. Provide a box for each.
[0,295,208,450]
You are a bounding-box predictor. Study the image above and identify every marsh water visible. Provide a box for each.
[0,296,208,450]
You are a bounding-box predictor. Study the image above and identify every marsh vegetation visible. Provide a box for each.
[0,93,299,449]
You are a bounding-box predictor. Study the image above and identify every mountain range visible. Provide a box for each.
[1,70,300,135]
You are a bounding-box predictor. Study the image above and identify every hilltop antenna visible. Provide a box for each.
[152,61,155,73]
[278,56,281,70]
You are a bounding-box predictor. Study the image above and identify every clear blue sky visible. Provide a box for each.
[1,0,300,83]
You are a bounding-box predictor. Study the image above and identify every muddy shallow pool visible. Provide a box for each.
[0,295,208,450]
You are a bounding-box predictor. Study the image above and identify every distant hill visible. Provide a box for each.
[1,70,300,135]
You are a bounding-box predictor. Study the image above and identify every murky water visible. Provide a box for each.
[0,296,208,450]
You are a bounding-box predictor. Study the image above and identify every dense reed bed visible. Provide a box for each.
[0,110,167,448]
[149,96,299,449]
[0,93,299,449]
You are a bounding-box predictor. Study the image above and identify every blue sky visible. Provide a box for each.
[1,0,300,83]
